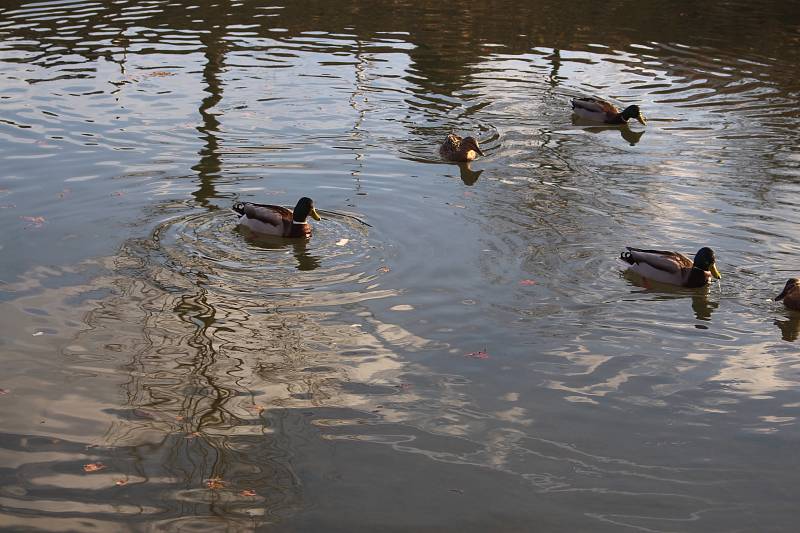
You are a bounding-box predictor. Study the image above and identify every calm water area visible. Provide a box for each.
[1,0,800,531]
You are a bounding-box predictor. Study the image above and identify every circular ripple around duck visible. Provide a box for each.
[153,208,390,305]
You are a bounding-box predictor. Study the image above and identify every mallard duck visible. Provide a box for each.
[233,197,321,238]
[775,278,800,311]
[571,97,646,125]
[620,247,721,287]
[439,134,485,162]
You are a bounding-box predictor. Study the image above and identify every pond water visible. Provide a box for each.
[1,0,800,531]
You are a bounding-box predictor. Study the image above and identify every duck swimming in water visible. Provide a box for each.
[439,134,485,162]
[233,197,321,238]
[620,247,721,288]
[775,278,800,311]
[571,96,646,125]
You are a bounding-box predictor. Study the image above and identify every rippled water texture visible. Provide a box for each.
[2,1,800,531]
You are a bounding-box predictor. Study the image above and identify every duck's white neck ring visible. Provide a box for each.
[292,220,308,225]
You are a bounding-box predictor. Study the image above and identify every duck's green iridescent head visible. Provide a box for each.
[775,278,800,301]
[693,247,721,279]
[621,105,646,125]
[293,197,321,222]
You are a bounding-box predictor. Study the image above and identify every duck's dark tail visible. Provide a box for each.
[232,202,247,216]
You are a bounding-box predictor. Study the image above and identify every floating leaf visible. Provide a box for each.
[239,489,257,497]
[465,350,489,359]
[83,462,106,473]
[205,477,225,489]
[377,266,391,273]
[20,216,46,228]
[519,279,537,286]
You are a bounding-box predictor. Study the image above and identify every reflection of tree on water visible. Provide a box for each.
[191,30,227,208]
[64,214,414,525]
[87,262,308,524]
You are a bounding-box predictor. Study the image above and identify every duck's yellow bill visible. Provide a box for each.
[637,113,647,126]
[710,264,721,279]
[310,208,321,221]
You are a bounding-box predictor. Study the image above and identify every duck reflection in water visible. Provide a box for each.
[237,230,322,271]
[571,116,645,146]
[774,278,800,341]
[457,162,484,186]
[622,270,719,321]
[774,315,800,342]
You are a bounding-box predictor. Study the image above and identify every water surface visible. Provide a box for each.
[2,1,800,531]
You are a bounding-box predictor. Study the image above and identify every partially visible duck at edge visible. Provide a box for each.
[233,197,321,238]
[571,96,647,125]
[620,246,721,288]
[775,278,800,311]
[439,134,485,162]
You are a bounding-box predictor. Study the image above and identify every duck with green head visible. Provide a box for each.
[775,278,800,311]
[439,134,485,162]
[233,197,321,238]
[620,247,721,288]
[571,96,646,125]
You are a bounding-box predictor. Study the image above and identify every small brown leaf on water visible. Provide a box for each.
[519,279,537,286]
[83,462,106,473]
[205,477,225,489]
[377,266,391,273]
[465,350,489,360]
[239,489,257,497]
[20,216,46,228]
